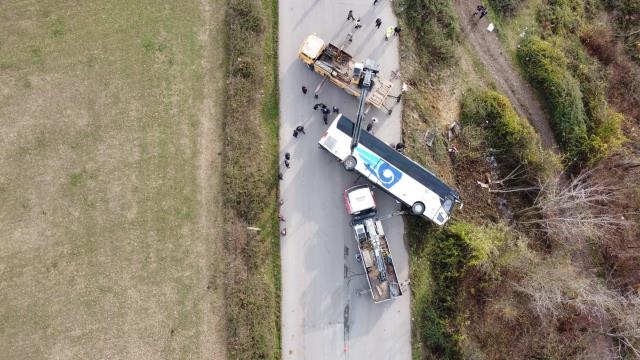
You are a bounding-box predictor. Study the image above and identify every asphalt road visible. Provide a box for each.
[278,1,411,359]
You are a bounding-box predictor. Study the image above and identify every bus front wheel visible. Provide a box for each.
[411,202,425,215]
[343,156,357,171]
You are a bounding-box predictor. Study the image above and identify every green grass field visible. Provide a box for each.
[0,0,227,358]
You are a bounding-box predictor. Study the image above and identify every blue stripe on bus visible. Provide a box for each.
[354,146,402,189]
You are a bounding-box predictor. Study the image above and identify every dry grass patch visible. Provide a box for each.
[0,0,227,358]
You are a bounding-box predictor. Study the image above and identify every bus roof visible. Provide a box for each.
[336,116,461,203]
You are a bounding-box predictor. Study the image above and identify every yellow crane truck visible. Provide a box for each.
[298,34,394,114]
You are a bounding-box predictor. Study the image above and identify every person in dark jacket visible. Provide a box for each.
[321,107,330,124]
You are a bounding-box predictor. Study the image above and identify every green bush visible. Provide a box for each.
[415,294,459,358]
[460,88,557,181]
[584,111,625,164]
[488,0,523,16]
[397,0,459,68]
[536,0,584,37]
[517,36,590,165]
[610,0,640,62]
[418,224,470,358]
[563,41,625,163]
[412,221,525,359]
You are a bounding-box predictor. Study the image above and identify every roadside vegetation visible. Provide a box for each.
[396,0,640,358]
[517,35,624,167]
[399,0,460,70]
[223,0,281,358]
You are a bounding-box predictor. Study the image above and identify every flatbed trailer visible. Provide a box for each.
[298,34,393,112]
[345,185,402,303]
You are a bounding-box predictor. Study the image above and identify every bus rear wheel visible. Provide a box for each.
[343,156,357,171]
[411,202,425,215]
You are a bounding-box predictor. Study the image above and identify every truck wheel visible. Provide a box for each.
[411,202,425,215]
[343,156,357,171]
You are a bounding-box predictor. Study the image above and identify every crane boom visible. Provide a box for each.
[350,82,368,151]
[350,60,379,153]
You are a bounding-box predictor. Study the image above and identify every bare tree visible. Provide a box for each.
[512,256,640,358]
[516,168,633,245]
[476,165,540,193]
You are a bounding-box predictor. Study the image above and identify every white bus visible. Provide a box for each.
[319,115,462,225]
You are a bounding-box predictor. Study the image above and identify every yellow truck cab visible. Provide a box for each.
[298,34,393,112]
[298,33,325,65]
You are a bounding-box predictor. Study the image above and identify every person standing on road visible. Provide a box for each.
[375,18,382,29]
[284,159,291,168]
[372,117,379,126]
[321,107,330,124]
[284,152,291,161]
[301,86,307,94]
[296,125,305,134]
[394,26,401,36]
[366,123,373,132]
[293,129,299,138]
[385,26,394,41]
[347,10,355,21]
[332,106,339,113]
[354,18,362,29]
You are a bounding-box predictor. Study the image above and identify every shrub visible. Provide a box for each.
[562,40,625,164]
[413,222,520,358]
[416,224,470,358]
[415,296,459,358]
[536,0,584,37]
[584,111,625,165]
[460,88,558,181]
[397,0,459,68]
[580,26,618,66]
[517,36,590,166]
[488,0,523,16]
[606,0,640,33]
[225,0,269,222]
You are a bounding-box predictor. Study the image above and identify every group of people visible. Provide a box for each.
[312,103,333,124]
[346,9,401,41]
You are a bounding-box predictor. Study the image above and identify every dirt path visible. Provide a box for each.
[197,0,227,358]
[454,0,558,151]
